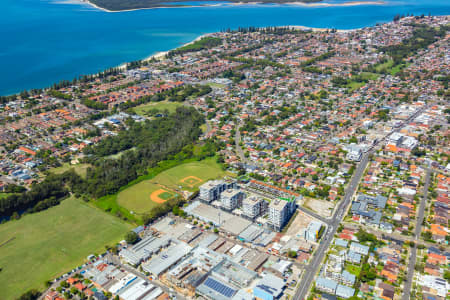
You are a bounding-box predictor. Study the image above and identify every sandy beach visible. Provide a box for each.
[285,0,385,7]
[116,33,212,70]
[78,0,386,13]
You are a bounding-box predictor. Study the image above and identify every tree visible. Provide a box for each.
[18,290,41,300]
[444,270,450,283]
[360,263,377,282]
[422,230,433,241]
[45,279,53,287]
[172,206,180,216]
[287,250,297,258]
[125,231,139,244]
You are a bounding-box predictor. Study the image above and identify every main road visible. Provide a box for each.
[293,104,430,300]
[293,151,371,299]
[402,168,431,300]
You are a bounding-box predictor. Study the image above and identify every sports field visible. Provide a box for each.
[0,197,131,300]
[134,101,184,116]
[117,181,179,214]
[117,157,226,214]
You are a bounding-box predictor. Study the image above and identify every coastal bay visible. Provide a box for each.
[0,0,449,95]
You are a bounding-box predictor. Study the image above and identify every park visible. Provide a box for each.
[0,197,131,300]
[117,157,228,215]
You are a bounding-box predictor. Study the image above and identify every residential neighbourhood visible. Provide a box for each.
[0,14,448,300]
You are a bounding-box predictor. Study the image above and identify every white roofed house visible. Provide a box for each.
[336,284,355,299]
[316,277,338,294]
[349,242,369,256]
[345,144,363,162]
[304,221,323,242]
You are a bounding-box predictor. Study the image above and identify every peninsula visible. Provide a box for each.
[87,0,323,12]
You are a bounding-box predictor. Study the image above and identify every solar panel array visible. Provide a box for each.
[204,277,236,298]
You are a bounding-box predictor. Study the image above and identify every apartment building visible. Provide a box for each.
[268,198,296,231]
[242,196,268,219]
[220,189,245,211]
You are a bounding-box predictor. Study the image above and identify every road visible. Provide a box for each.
[297,206,331,225]
[343,222,448,251]
[106,252,186,299]
[235,121,249,164]
[402,168,431,300]
[293,104,430,300]
[204,120,212,136]
[40,252,183,300]
[235,121,264,169]
[293,152,371,300]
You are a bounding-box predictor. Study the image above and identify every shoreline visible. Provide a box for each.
[116,23,351,70]
[77,0,386,13]
[117,33,212,70]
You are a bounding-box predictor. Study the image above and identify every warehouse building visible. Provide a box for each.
[196,276,238,300]
[253,273,286,300]
[119,235,171,266]
[142,242,192,277]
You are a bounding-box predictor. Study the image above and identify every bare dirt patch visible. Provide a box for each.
[150,189,175,204]
[180,176,203,188]
[304,198,334,218]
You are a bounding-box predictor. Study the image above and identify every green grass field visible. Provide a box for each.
[374,60,410,76]
[346,72,379,92]
[151,157,227,191]
[0,193,13,199]
[159,191,176,200]
[200,124,207,133]
[133,101,184,116]
[50,163,90,178]
[0,197,131,300]
[117,181,174,214]
[207,82,227,89]
[346,264,362,276]
[117,157,226,214]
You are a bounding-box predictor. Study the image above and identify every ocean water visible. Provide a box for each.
[0,0,449,95]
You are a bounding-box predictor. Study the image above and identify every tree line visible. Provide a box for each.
[117,84,212,111]
[0,171,82,217]
[80,106,205,199]
[167,37,222,57]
